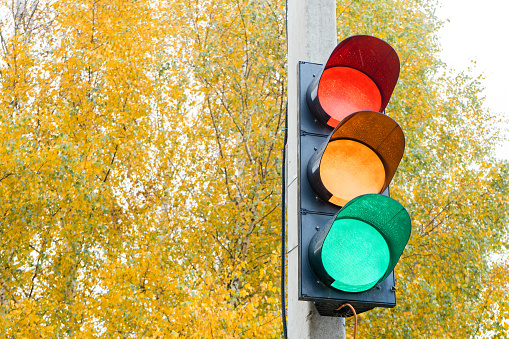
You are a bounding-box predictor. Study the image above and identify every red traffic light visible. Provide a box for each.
[306,35,400,127]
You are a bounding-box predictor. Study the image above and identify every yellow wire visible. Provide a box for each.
[336,303,357,339]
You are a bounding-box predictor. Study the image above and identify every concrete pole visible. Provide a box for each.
[286,0,345,338]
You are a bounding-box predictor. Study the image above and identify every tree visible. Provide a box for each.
[0,0,285,337]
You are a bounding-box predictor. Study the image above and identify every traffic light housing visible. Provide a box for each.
[298,35,411,317]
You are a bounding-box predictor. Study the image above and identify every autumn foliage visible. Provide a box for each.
[0,0,508,338]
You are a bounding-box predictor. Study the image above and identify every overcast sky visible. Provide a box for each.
[436,0,509,160]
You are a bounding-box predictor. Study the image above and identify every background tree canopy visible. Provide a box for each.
[0,0,507,338]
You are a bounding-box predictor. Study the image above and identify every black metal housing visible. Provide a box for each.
[298,61,397,317]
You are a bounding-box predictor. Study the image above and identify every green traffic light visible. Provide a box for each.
[322,218,390,292]
[308,194,411,293]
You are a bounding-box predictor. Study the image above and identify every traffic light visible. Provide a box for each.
[308,194,411,293]
[298,35,412,317]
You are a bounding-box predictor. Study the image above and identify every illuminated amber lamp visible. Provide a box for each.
[307,111,405,206]
[306,35,400,127]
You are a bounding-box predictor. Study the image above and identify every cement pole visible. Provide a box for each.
[286,0,345,337]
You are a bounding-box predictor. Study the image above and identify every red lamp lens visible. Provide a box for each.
[318,67,382,127]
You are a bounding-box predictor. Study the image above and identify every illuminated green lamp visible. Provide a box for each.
[308,194,411,293]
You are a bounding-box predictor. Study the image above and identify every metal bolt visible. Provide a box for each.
[313,74,316,77]
[376,284,381,290]
[315,226,320,231]
[391,286,396,292]
[314,146,317,151]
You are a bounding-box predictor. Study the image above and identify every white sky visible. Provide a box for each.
[436,0,509,160]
